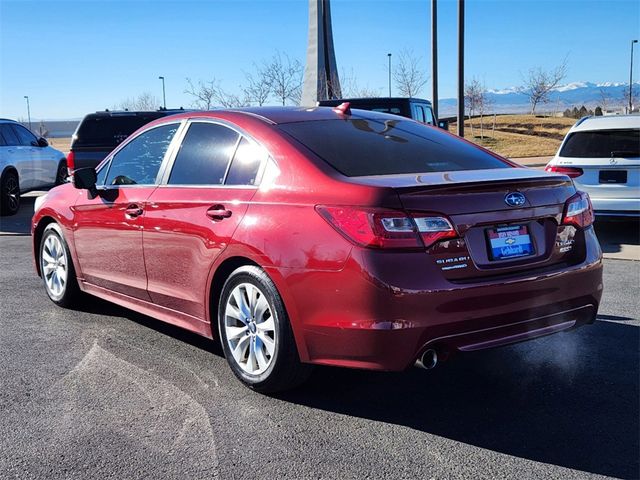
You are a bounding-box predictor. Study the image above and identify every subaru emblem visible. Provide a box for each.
[505,192,526,207]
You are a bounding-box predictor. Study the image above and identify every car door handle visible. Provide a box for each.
[206,205,232,221]
[124,205,143,218]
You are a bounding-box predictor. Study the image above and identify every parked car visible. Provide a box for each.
[32,106,603,392]
[0,118,67,216]
[545,115,639,217]
[318,97,449,129]
[67,108,189,173]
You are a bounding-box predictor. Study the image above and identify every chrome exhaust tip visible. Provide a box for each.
[416,348,438,370]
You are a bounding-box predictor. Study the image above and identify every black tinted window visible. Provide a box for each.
[168,123,239,185]
[280,118,508,177]
[73,113,165,148]
[0,125,19,146]
[225,137,266,186]
[11,125,37,146]
[105,124,178,185]
[413,105,426,123]
[560,129,640,158]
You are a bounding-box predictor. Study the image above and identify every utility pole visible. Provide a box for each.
[23,96,32,131]
[456,0,464,137]
[431,0,438,119]
[158,76,166,109]
[388,53,392,97]
[630,40,638,113]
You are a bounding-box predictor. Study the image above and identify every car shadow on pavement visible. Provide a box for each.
[75,294,639,479]
[0,196,37,236]
[278,320,639,479]
[594,218,639,256]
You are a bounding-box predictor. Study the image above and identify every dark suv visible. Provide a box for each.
[67,109,189,172]
[318,97,447,129]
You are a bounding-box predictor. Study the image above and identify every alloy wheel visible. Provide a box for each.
[224,282,276,375]
[4,175,19,212]
[41,233,68,298]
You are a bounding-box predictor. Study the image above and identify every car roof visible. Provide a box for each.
[0,118,18,124]
[177,106,411,125]
[84,108,191,119]
[319,97,432,105]
[569,114,640,132]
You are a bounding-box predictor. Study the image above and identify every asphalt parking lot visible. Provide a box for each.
[1,196,638,479]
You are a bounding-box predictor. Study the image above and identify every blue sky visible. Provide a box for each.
[1,0,639,119]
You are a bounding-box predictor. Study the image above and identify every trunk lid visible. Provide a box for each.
[353,168,583,281]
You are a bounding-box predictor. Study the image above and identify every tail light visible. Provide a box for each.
[562,191,594,228]
[316,206,457,249]
[66,151,75,175]
[545,165,584,178]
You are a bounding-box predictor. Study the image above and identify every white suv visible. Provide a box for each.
[0,119,67,216]
[545,115,639,217]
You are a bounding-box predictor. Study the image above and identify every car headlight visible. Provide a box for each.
[34,194,47,212]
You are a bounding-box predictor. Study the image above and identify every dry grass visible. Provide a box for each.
[448,114,576,158]
[48,137,71,153]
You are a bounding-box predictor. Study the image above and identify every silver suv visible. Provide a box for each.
[0,119,67,216]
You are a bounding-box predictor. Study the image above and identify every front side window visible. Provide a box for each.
[559,129,640,158]
[105,123,178,186]
[11,125,37,146]
[168,122,239,185]
[413,105,426,123]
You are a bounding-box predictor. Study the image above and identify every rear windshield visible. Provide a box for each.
[72,113,166,148]
[279,118,508,176]
[559,129,640,158]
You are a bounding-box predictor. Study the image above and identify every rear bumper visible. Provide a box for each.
[277,227,603,371]
[590,197,640,215]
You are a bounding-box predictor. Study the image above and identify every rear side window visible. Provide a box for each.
[280,118,508,177]
[0,125,20,146]
[560,129,640,158]
[73,114,165,148]
[413,105,426,123]
[424,107,435,125]
[105,124,178,185]
[11,125,37,146]
[225,137,266,186]
[168,122,239,185]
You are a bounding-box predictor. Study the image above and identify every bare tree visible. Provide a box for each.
[393,49,428,98]
[184,78,217,109]
[36,121,49,138]
[262,52,303,106]
[464,79,491,139]
[243,67,271,106]
[119,92,161,111]
[520,59,568,115]
[622,84,639,113]
[598,87,612,111]
[341,68,381,98]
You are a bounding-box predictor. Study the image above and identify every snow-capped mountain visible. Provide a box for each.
[438,81,638,115]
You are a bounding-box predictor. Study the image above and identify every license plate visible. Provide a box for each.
[486,225,534,261]
[599,170,627,184]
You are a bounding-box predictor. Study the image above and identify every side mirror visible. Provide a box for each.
[37,137,49,147]
[437,120,449,130]
[73,167,98,198]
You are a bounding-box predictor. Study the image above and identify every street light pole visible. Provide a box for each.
[387,53,392,97]
[23,96,31,131]
[158,76,166,109]
[456,0,464,137]
[431,0,438,120]
[630,40,638,113]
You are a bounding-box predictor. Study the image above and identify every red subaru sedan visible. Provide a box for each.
[32,106,603,392]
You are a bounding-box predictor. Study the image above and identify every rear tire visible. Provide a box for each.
[218,265,312,393]
[0,169,20,216]
[40,223,81,307]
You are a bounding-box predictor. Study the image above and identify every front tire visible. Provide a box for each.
[0,170,20,216]
[40,223,81,307]
[218,266,311,393]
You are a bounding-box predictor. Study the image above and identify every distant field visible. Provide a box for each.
[48,137,71,153]
[449,114,577,158]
